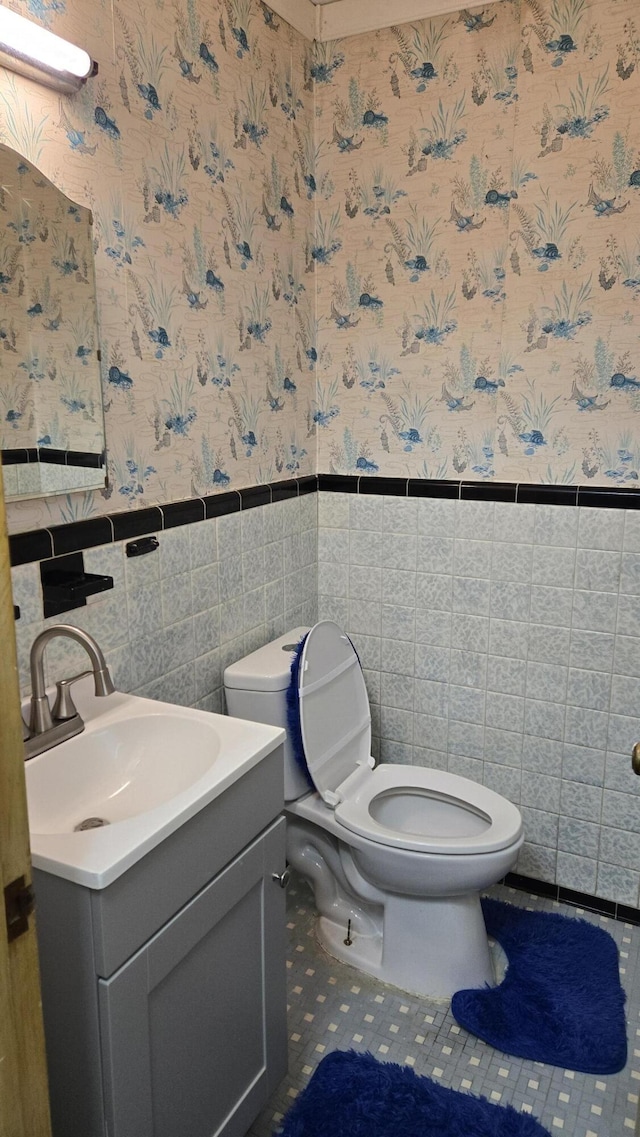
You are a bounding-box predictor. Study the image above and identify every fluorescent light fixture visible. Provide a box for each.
[0,4,96,94]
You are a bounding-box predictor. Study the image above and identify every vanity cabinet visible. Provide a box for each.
[33,747,287,1137]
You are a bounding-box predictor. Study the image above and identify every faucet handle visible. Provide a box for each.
[52,670,93,721]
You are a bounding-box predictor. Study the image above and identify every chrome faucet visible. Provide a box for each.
[24,625,115,760]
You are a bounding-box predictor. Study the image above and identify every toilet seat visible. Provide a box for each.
[298,621,522,858]
[334,764,523,856]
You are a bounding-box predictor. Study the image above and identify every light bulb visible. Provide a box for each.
[0,4,94,91]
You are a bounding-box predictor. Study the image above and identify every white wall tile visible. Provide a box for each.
[534,506,578,548]
[613,635,640,678]
[455,500,495,540]
[448,685,485,725]
[494,502,535,545]
[448,720,484,759]
[452,577,490,616]
[454,539,492,579]
[527,624,570,666]
[415,572,452,610]
[318,528,349,562]
[483,763,521,804]
[520,806,558,848]
[486,656,526,696]
[556,851,597,893]
[489,581,531,623]
[415,609,451,647]
[350,564,381,600]
[417,536,454,576]
[562,743,605,787]
[596,862,639,907]
[531,545,576,588]
[578,508,625,551]
[382,568,416,605]
[570,628,615,672]
[486,692,524,734]
[417,498,455,537]
[530,585,573,627]
[572,589,618,633]
[383,496,417,533]
[484,727,523,767]
[350,496,383,531]
[620,553,640,595]
[491,543,533,584]
[350,529,382,566]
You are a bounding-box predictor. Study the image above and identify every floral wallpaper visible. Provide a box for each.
[313,0,640,486]
[1,0,314,532]
[3,0,640,533]
[0,145,104,459]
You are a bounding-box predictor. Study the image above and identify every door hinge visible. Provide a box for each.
[4,875,35,942]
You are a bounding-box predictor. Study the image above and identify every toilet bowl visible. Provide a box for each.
[224,621,523,999]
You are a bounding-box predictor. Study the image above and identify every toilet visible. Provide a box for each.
[224,621,524,999]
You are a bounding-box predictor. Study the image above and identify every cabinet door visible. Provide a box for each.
[98,817,287,1137]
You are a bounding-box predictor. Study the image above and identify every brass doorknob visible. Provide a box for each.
[633,743,640,775]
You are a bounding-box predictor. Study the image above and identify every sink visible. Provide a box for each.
[28,714,222,832]
[25,678,284,889]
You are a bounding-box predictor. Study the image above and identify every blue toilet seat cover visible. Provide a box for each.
[298,621,371,804]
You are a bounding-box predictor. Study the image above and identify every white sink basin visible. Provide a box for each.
[25,680,284,890]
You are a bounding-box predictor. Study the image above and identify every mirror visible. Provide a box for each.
[0,143,105,500]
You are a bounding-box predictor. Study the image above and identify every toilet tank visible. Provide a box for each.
[224,628,310,801]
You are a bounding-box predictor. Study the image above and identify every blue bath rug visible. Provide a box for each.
[276,1049,551,1137]
[451,898,627,1075]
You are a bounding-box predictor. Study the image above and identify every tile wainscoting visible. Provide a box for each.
[317,484,640,911]
[11,486,318,716]
[9,473,640,914]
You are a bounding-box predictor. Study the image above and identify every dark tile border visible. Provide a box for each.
[161,499,205,529]
[462,481,517,503]
[9,477,320,567]
[9,473,640,568]
[203,491,242,519]
[49,517,114,557]
[408,478,459,499]
[271,479,298,502]
[503,871,638,925]
[2,447,105,469]
[111,507,163,543]
[578,487,640,511]
[320,475,640,509]
[240,484,271,510]
[517,484,578,507]
[297,475,318,497]
[358,477,408,497]
[2,448,36,466]
[317,474,358,493]
[10,527,54,566]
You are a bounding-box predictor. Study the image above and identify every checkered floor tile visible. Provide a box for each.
[246,875,640,1137]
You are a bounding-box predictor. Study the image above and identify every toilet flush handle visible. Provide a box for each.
[632,743,640,775]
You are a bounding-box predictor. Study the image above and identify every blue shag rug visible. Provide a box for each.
[276,1049,551,1136]
[451,898,627,1074]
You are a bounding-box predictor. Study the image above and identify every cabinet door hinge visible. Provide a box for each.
[4,875,35,942]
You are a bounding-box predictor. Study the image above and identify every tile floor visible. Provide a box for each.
[248,874,640,1137]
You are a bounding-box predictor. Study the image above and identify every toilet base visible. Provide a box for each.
[317,891,495,1001]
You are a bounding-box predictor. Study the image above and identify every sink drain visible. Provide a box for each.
[74,816,110,832]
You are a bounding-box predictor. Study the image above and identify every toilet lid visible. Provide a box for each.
[298,621,371,804]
